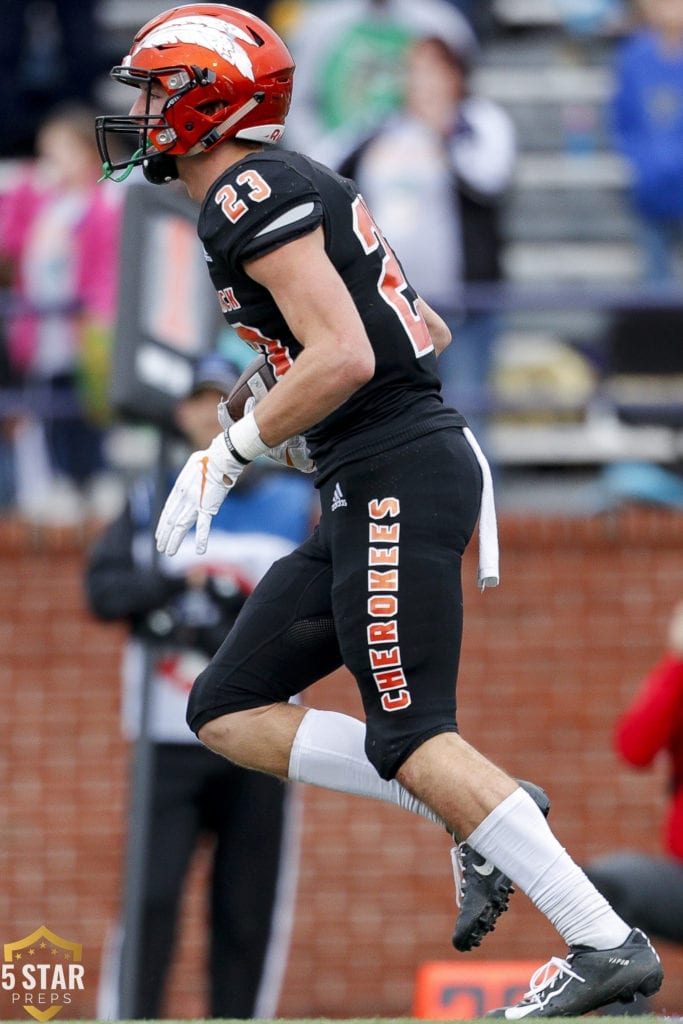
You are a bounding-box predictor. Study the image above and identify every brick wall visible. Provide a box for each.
[1,508,682,1019]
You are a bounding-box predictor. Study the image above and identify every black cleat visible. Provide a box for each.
[451,780,550,953]
[486,927,663,1018]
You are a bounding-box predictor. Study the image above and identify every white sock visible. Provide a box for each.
[467,789,631,950]
[290,713,630,950]
[288,708,443,826]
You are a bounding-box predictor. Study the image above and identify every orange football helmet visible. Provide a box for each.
[95,4,294,182]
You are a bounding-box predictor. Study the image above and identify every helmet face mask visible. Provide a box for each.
[95,72,171,180]
[96,4,294,183]
[95,64,218,182]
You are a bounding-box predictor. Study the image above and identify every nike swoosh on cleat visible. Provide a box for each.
[472,860,496,877]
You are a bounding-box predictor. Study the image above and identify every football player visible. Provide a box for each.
[96,7,663,1016]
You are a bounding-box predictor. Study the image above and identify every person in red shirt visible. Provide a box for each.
[585,601,683,944]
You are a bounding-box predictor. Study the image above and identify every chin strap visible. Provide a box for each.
[185,92,265,155]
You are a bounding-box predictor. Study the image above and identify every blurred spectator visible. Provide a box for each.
[0,1,105,158]
[585,600,683,948]
[337,34,515,443]
[242,0,278,19]
[275,0,495,38]
[611,0,683,281]
[0,102,124,523]
[557,0,625,36]
[445,0,497,39]
[283,0,478,167]
[87,353,315,1019]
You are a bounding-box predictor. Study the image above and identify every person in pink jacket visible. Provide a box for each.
[0,102,123,521]
[586,600,683,945]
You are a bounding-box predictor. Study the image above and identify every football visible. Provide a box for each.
[226,354,278,419]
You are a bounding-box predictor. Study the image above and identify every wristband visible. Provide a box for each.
[227,409,269,463]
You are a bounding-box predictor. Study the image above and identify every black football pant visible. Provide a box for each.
[188,426,483,780]
[126,743,287,1018]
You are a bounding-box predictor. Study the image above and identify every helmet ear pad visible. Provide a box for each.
[142,152,179,184]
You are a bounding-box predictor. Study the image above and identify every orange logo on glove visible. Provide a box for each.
[199,455,209,507]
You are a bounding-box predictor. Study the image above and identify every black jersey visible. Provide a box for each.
[198,148,465,482]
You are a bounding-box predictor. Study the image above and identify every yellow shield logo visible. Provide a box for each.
[3,926,84,1021]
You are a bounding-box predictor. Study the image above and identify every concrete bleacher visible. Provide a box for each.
[470,18,683,477]
[475,27,640,281]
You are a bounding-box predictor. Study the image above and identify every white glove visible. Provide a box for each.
[241,396,316,474]
[155,433,246,556]
[217,396,234,432]
[265,435,316,473]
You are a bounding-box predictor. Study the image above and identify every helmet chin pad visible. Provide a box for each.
[143,152,179,184]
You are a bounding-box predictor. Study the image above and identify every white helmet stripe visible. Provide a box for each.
[133,14,257,81]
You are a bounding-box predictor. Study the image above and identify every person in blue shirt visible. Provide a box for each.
[611,0,683,281]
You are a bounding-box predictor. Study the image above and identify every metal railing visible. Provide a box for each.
[0,281,681,446]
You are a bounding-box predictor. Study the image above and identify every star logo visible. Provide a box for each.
[3,926,84,1021]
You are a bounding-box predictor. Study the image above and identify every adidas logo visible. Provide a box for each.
[331,482,347,511]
